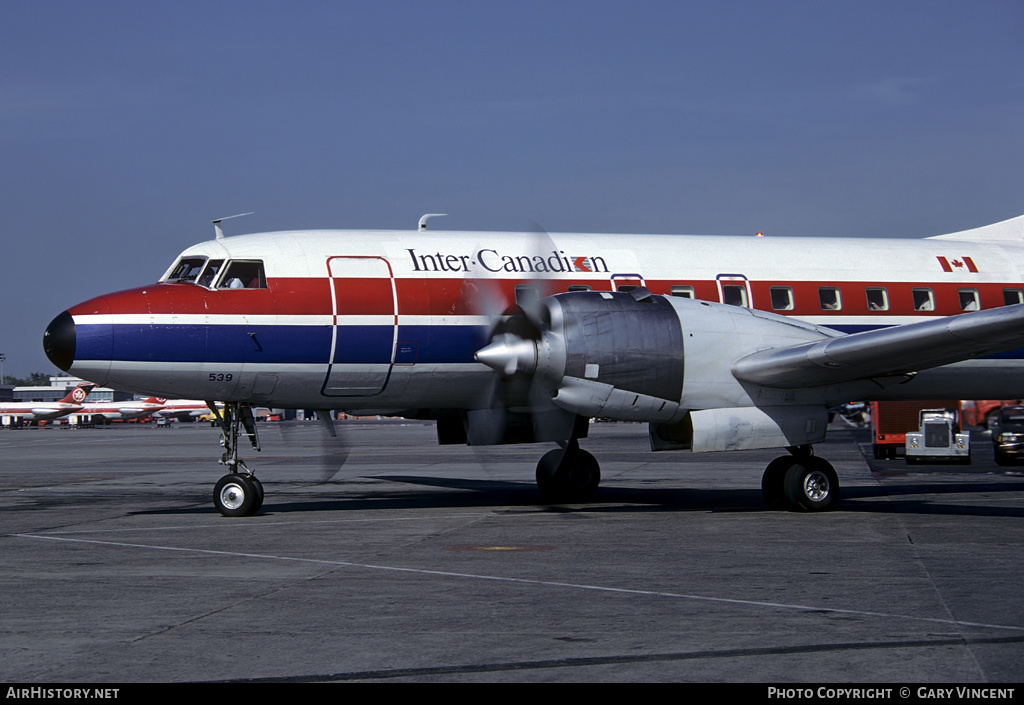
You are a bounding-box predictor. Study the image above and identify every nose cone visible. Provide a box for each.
[43,310,76,372]
[475,333,538,376]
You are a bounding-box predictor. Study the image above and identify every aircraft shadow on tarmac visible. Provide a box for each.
[128,473,1024,519]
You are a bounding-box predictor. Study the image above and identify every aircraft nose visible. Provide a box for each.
[43,310,76,372]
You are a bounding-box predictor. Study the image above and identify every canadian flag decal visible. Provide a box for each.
[937,256,979,273]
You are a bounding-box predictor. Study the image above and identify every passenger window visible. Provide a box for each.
[958,289,980,311]
[721,284,748,307]
[1004,289,1023,306]
[167,257,207,283]
[218,260,267,289]
[818,287,841,311]
[567,284,591,292]
[769,286,793,311]
[866,287,888,311]
[670,285,694,299]
[913,288,934,311]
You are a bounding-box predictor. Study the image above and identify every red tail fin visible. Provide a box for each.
[59,382,96,405]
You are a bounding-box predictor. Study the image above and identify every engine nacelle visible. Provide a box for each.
[536,289,687,422]
[539,289,838,416]
[649,406,830,453]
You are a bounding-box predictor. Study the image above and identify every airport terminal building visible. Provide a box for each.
[3,376,132,403]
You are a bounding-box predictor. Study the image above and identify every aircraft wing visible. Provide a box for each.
[732,303,1024,389]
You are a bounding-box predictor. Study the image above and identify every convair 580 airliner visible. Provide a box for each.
[43,213,1024,516]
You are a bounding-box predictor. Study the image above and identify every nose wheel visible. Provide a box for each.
[208,402,263,517]
[213,473,264,517]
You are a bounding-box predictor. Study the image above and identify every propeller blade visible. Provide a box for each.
[464,222,580,454]
[315,409,337,437]
[314,410,351,481]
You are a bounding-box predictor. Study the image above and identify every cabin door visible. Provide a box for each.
[322,256,398,397]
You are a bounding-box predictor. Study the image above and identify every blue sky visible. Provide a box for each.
[2,0,1023,378]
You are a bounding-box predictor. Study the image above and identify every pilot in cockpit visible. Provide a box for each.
[197,260,223,288]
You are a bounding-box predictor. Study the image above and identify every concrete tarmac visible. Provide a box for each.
[1,419,1023,683]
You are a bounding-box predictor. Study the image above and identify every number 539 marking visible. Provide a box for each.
[208,373,234,382]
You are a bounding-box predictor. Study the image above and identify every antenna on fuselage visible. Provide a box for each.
[212,212,255,240]
[418,213,447,231]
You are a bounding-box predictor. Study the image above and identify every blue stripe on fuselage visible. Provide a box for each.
[90,323,333,364]
[74,321,1024,367]
[399,324,490,364]
[75,323,490,365]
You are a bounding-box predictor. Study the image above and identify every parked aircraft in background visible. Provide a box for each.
[77,396,165,421]
[43,212,1024,516]
[152,399,218,420]
[0,383,95,421]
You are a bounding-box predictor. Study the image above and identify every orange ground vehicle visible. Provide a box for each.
[960,400,1024,429]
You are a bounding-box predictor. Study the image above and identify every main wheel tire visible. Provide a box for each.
[761,456,796,510]
[536,447,601,502]
[213,474,258,517]
[782,457,839,512]
[250,475,265,513]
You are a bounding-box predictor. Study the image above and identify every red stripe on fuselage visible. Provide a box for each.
[333,278,394,316]
[77,276,1022,320]
[69,280,333,317]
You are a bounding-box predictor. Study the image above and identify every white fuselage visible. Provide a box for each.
[52,226,1024,411]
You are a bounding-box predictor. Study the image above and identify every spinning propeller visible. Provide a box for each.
[465,225,600,501]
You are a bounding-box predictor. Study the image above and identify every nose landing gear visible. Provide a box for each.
[209,402,263,517]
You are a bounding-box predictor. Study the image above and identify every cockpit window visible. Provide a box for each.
[217,260,267,289]
[166,257,208,283]
[197,260,224,288]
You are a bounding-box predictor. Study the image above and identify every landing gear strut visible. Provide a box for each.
[535,440,601,502]
[209,402,263,517]
[761,446,839,512]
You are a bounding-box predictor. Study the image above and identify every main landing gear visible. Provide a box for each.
[535,440,601,502]
[209,402,263,517]
[760,446,839,512]
[535,442,837,511]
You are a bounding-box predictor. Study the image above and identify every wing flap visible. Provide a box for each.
[732,303,1024,389]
